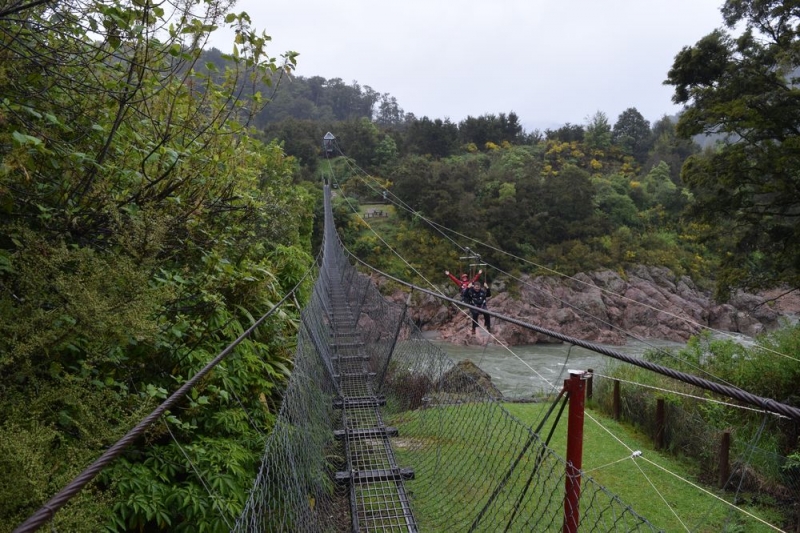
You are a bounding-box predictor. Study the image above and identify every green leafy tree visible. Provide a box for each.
[0,0,312,530]
[404,116,459,158]
[335,117,381,169]
[545,123,585,142]
[390,156,434,218]
[584,111,613,151]
[612,107,653,163]
[458,112,523,148]
[594,179,640,228]
[374,135,399,168]
[641,160,688,218]
[665,0,800,296]
[538,165,599,243]
[321,78,377,120]
[375,93,405,128]
[645,116,701,184]
[261,118,322,177]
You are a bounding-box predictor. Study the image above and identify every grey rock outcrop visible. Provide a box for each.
[406,266,798,347]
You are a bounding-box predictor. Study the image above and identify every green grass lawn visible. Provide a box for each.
[509,402,784,532]
[389,401,783,532]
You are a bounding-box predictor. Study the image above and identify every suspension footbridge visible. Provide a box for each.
[15,180,800,532]
[230,185,659,532]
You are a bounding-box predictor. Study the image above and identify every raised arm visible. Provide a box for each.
[470,269,483,284]
[445,270,462,286]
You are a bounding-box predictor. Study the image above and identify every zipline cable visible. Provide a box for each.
[345,250,800,422]
[338,153,800,366]
[326,158,562,398]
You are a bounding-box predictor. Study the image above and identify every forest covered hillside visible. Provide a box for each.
[2,0,800,531]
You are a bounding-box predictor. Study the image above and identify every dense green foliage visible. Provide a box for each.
[328,116,704,285]
[0,0,314,530]
[597,325,800,529]
[665,0,800,299]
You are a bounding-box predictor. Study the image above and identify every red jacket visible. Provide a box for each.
[446,271,481,293]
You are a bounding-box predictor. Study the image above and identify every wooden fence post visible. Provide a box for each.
[655,398,665,450]
[612,380,620,421]
[587,369,594,400]
[719,431,731,489]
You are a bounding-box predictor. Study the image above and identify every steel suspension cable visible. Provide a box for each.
[329,148,795,398]
[347,252,800,422]
[14,266,315,533]
[338,156,800,366]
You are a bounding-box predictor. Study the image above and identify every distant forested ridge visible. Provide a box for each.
[234,4,800,304]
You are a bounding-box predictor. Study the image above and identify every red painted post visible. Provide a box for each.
[564,370,588,533]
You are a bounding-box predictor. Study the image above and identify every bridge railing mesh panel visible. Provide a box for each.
[233,186,658,532]
[377,316,656,532]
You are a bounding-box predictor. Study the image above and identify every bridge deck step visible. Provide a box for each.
[334,371,376,379]
[334,396,386,409]
[334,427,398,440]
[332,354,369,362]
[331,341,364,348]
[335,467,415,485]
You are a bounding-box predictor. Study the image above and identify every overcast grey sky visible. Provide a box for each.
[209,1,727,132]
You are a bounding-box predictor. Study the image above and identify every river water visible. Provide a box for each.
[426,336,686,398]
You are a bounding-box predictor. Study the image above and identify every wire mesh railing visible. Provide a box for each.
[233,185,659,532]
[591,372,800,529]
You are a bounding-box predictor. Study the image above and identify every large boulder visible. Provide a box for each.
[437,359,502,399]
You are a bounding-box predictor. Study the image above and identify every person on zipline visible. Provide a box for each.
[445,269,482,300]
[464,280,491,334]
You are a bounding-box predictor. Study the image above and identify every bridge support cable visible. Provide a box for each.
[469,387,571,532]
[346,252,800,423]
[301,309,342,398]
[235,181,660,532]
[378,292,412,391]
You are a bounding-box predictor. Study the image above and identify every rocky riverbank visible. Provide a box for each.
[384,266,800,347]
